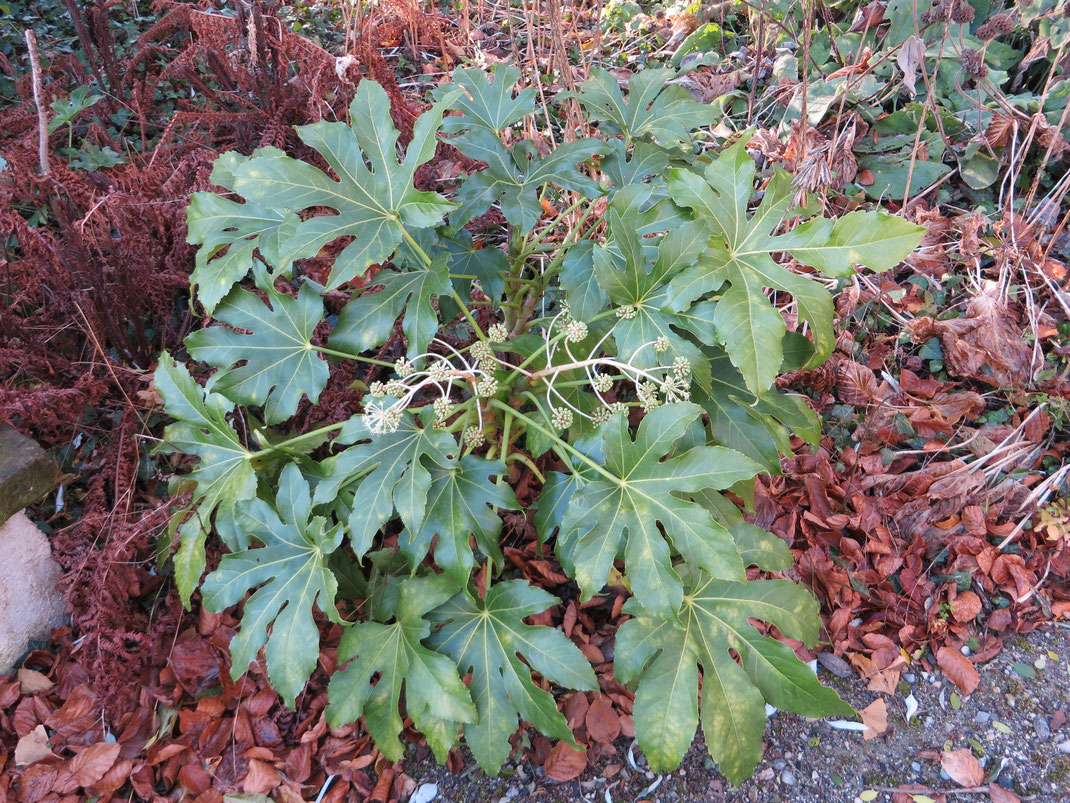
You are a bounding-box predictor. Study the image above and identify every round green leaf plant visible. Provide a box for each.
[157,65,924,783]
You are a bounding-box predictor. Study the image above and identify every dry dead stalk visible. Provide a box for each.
[25,28,50,176]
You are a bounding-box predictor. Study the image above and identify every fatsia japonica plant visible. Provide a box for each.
[157,65,924,782]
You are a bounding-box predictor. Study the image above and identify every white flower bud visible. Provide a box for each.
[615,304,636,320]
[487,323,509,343]
[394,357,415,378]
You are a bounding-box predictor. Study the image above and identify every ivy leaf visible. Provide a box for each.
[437,65,535,134]
[616,569,853,782]
[329,255,453,359]
[400,455,519,582]
[185,271,329,425]
[186,150,299,313]
[154,354,256,605]
[559,403,758,620]
[201,464,344,708]
[448,130,608,231]
[326,574,476,762]
[571,67,720,147]
[428,580,598,773]
[314,409,456,558]
[231,81,458,289]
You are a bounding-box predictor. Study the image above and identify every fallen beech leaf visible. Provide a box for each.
[544,741,587,781]
[62,742,122,790]
[18,668,54,695]
[15,724,52,766]
[988,782,1021,803]
[243,758,282,795]
[937,647,980,695]
[860,698,888,740]
[585,696,622,744]
[941,748,984,787]
[951,591,982,623]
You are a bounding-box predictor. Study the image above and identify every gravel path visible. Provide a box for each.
[405,623,1070,802]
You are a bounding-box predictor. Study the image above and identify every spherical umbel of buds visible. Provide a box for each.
[551,407,573,430]
[476,375,499,398]
[564,320,588,343]
[652,336,670,353]
[394,357,415,378]
[462,426,485,448]
[615,304,637,320]
[487,323,509,343]
[593,372,613,393]
[470,340,496,367]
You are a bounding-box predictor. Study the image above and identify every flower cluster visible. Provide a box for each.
[536,309,692,430]
[363,338,496,435]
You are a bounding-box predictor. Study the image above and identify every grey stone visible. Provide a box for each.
[772,759,787,771]
[904,673,917,683]
[974,711,992,723]
[911,762,922,772]
[779,771,796,786]
[0,512,66,675]
[1033,715,1051,741]
[0,426,57,526]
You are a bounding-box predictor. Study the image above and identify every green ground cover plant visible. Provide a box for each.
[157,65,923,783]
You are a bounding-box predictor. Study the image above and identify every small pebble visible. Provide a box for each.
[780,770,796,786]
[960,645,972,656]
[911,762,922,772]
[772,759,787,771]
[904,673,917,684]
[975,711,992,723]
[940,769,951,781]
[925,716,935,728]
[1034,716,1051,741]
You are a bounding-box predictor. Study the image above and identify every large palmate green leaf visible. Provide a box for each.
[185,270,329,425]
[186,150,299,313]
[400,455,518,582]
[154,354,257,605]
[436,64,535,134]
[571,67,720,147]
[437,66,606,231]
[616,569,853,782]
[230,81,459,289]
[558,403,759,620]
[594,200,715,392]
[327,574,476,762]
[314,409,456,558]
[201,464,345,708]
[666,139,924,394]
[448,132,608,231]
[428,581,598,773]
[328,255,452,358]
